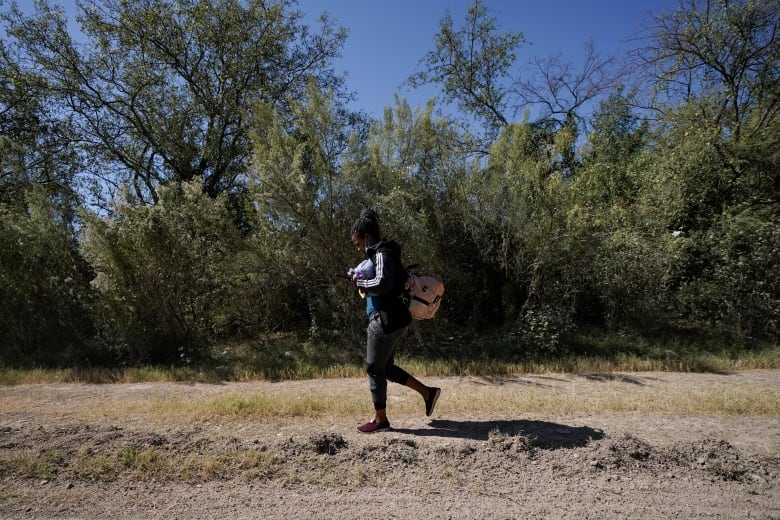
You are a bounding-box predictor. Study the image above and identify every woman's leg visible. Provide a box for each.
[364,317,441,421]
[365,315,407,417]
[389,368,441,416]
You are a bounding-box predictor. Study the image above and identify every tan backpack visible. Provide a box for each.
[405,270,444,320]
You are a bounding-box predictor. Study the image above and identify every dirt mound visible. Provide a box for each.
[590,433,653,469]
[584,432,779,483]
[672,437,779,482]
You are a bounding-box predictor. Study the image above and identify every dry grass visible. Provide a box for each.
[430,376,780,417]
[23,374,772,425]
[1,342,777,386]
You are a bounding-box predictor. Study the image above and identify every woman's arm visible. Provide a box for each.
[355,251,395,295]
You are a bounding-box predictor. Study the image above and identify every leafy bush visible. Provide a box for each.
[80,180,259,364]
[514,302,576,356]
[0,187,94,366]
[673,208,779,340]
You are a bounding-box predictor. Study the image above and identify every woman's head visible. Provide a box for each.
[351,207,381,252]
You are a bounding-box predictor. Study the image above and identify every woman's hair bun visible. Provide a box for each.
[352,207,381,237]
[360,207,378,223]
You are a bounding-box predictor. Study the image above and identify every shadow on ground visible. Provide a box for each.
[394,419,604,449]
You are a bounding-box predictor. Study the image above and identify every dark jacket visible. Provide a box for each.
[356,238,411,333]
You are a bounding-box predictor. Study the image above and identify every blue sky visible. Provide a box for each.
[298,0,683,118]
[45,0,683,118]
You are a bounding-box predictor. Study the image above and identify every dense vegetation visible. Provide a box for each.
[1,0,777,369]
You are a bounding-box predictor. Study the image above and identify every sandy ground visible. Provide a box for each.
[1,370,779,519]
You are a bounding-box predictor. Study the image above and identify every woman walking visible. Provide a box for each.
[349,208,440,433]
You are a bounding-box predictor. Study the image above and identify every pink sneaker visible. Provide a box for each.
[356,419,390,433]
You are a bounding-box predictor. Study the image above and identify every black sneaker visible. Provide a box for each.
[425,387,441,417]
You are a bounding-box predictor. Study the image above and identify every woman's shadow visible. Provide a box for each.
[393,419,604,449]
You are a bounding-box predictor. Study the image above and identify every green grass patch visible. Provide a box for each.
[2,449,66,479]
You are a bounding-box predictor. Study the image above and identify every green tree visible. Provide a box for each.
[407,0,524,144]
[2,0,348,205]
[452,120,579,353]
[637,0,779,212]
[617,0,780,340]
[569,92,657,328]
[639,0,779,136]
[575,91,650,219]
[0,35,81,210]
[1,35,94,366]
[408,1,620,164]
[247,83,363,342]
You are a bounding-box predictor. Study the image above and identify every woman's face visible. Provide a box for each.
[351,233,368,256]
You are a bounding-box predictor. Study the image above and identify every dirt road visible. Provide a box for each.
[1,370,779,519]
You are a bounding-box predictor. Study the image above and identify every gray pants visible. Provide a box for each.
[365,313,410,410]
